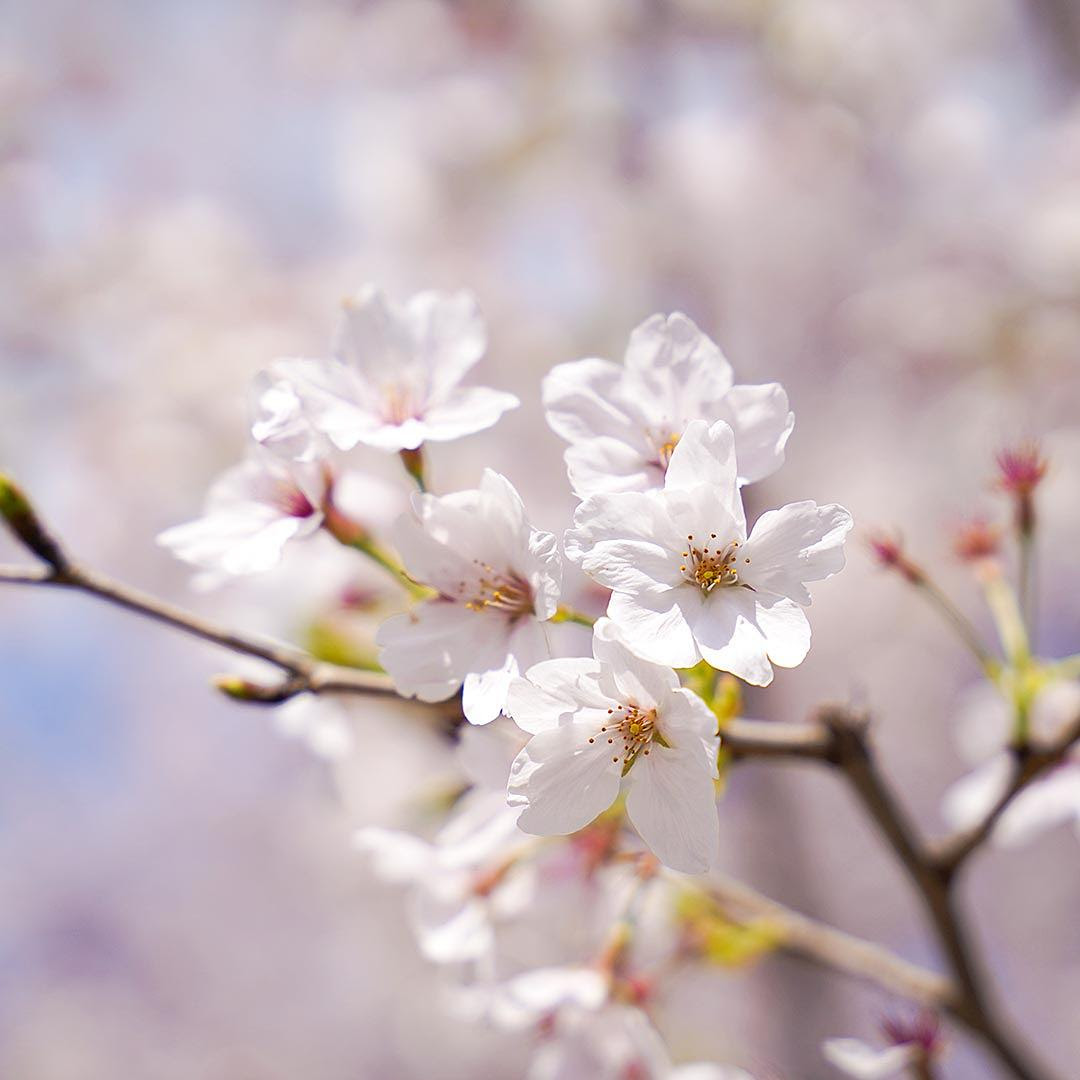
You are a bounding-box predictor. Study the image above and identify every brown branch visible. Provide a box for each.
[810,707,1057,1080]
[932,712,1080,875]
[0,562,395,700]
[702,872,956,1011]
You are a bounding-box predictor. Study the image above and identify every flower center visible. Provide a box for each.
[272,483,316,518]
[380,379,424,425]
[655,431,681,469]
[680,533,747,592]
[588,703,664,774]
[458,562,535,618]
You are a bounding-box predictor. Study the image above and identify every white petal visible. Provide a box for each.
[592,618,680,707]
[822,1038,918,1079]
[335,285,410,373]
[509,724,622,836]
[941,755,1013,832]
[463,659,517,727]
[625,744,719,873]
[377,602,510,703]
[420,386,520,442]
[157,509,311,575]
[995,766,1080,847]
[565,436,661,498]
[742,502,854,604]
[715,381,794,486]
[663,419,742,535]
[694,590,774,686]
[526,527,563,621]
[411,888,492,963]
[623,312,733,396]
[543,357,635,443]
[754,594,812,669]
[404,289,487,395]
[606,589,703,668]
[505,658,607,735]
[460,620,551,726]
[565,490,677,560]
[577,538,685,596]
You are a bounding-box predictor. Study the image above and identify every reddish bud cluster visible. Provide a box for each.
[866,533,924,584]
[996,443,1047,535]
[952,517,1001,563]
[996,444,1047,497]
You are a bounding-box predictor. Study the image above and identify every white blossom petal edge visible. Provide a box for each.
[505,618,720,873]
[156,450,326,576]
[273,285,519,453]
[543,312,793,497]
[822,1038,919,1079]
[564,419,853,686]
[377,469,561,724]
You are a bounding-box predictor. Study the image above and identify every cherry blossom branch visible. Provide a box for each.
[699,872,956,1010]
[0,561,395,700]
[790,707,1055,1080]
[932,711,1080,875]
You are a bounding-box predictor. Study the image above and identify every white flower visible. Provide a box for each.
[564,420,852,686]
[543,312,793,498]
[822,1038,920,1079]
[480,969,754,1080]
[274,285,519,453]
[943,680,1080,846]
[377,469,562,725]
[505,619,720,874]
[157,450,326,576]
[354,720,532,965]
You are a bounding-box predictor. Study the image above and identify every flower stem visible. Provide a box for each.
[552,606,596,627]
[1018,521,1037,651]
[321,498,429,600]
[399,446,427,492]
[913,577,998,678]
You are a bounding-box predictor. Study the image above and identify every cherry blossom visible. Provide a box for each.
[565,420,852,685]
[354,723,534,965]
[474,965,754,1080]
[505,619,720,873]
[157,450,327,576]
[543,312,793,498]
[823,1012,943,1079]
[273,285,519,453]
[822,1038,922,1079]
[377,469,561,724]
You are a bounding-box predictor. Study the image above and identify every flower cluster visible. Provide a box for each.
[159,286,854,1078]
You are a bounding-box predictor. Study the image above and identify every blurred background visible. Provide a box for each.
[2,1,1080,1077]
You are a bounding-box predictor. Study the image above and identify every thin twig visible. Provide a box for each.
[0,562,395,699]
[701,872,956,1011]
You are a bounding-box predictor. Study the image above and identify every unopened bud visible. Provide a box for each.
[996,443,1046,536]
[952,517,1001,563]
[0,474,67,571]
[212,673,297,703]
[996,443,1047,497]
[866,532,923,584]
